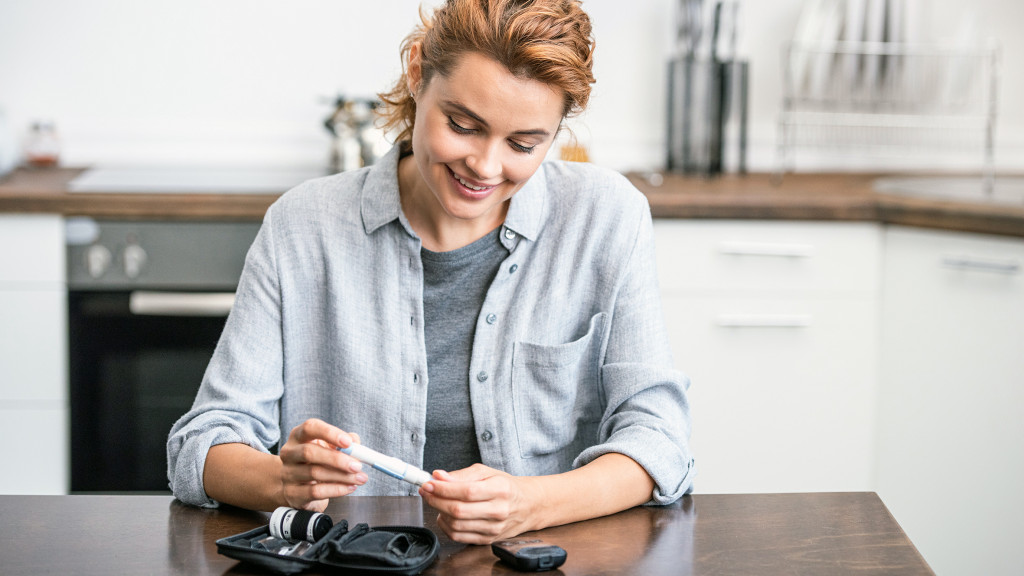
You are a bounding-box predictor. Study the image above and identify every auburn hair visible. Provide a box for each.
[377,0,596,143]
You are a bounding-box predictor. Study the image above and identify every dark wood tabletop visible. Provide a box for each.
[0,492,932,575]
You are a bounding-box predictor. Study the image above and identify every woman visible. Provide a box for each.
[167,0,694,544]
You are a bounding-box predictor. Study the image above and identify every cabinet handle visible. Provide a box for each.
[941,255,1020,275]
[718,241,815,258]
[715,313,812,328]
[129,291,235,316]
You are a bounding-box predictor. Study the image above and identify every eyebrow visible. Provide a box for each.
[444,100,552,137]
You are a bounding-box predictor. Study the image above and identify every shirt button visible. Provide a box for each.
[509,264,518,274]
[481,431,493,442]
[476,371,489,382]
[486,313,497,324]
[410,432,418,442]
[504,229,516,240]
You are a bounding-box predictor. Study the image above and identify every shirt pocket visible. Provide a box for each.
[511,313,607,459]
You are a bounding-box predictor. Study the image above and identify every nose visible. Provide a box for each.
[465,140,502,181]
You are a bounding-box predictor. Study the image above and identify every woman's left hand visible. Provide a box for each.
[419,463,539,544]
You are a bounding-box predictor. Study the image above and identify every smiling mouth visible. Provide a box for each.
[448,167,497,193]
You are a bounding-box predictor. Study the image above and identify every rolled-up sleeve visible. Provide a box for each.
[575,363,694,504]
[572,196,695,504]
[166,207,285,507]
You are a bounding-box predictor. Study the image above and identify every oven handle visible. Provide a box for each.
[128,291,236,317]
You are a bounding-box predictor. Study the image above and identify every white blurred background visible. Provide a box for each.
[1,0,1022,174]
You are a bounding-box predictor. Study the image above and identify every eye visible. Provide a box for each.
[509,140,536,154]
[447,116,474,135]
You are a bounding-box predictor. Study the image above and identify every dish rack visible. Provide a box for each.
[776,41,1001,188]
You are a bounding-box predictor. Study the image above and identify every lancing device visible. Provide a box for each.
[339,444,432,486]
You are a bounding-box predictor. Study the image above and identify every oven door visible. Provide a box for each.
[69,290,233,493]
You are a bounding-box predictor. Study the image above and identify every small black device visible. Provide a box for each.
[491,538,567,572]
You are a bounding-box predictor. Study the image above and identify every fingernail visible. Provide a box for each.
[421,482,434,493]
[339,433,353,446]
[355,473,368,484]
[349,461,363,473]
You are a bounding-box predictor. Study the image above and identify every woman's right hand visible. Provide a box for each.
[277,418,368,511]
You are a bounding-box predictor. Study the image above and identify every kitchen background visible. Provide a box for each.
[2,0,1023,174]
[2,2,1023,576]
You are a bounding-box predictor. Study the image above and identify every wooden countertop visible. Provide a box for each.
[0,167,277,221]
[2,166,1023,237]
[629,171,1024,238]
[0,492,933,575]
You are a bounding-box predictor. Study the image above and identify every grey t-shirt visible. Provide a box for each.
[421,227,509,472]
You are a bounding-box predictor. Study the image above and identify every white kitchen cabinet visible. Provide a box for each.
[654,220,882,494]
[0,214,68,494]
[0,406,68,494]
[876,226,1024,576]
[0,290,66,402]
[0,214,65,286]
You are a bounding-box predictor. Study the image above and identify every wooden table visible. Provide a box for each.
[0,492,932,575]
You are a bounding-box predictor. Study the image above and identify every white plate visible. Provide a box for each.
[790,0,826,98]
[863,0,887,93]
[808,0,845,100]
[842,0,867,92]
[901,0,925,106]
[884,0,904,98]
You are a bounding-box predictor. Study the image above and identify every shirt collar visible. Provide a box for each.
[360,142,547,242]
[360,142,406,235]
[502,162,546,243]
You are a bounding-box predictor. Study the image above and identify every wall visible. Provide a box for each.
[1,0,1022,172]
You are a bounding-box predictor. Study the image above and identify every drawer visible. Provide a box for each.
[0,214,65,285]
[654,220,881,294]
[662,294,879,494]
[883,225,1024,294]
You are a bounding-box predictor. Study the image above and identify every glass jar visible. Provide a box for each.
[24,120,61,168]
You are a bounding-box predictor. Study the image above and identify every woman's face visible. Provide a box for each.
[406,50,565,233]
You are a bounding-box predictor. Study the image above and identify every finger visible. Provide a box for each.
[423,490,509,521]
[281,439,366,479]
[282,490,329,513]
[417,468,447,493]
[284,481,358,506]
[440,514,503,536]
[440,463,495,482]
[288,418,354,448]
[283,461,369,486]
[426,474,508,504]
[436,513,503,544]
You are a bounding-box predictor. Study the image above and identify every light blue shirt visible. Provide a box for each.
[167,143,695,507]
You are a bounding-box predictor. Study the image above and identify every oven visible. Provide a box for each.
[66,219,260,492]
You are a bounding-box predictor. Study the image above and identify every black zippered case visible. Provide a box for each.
[216,519,439,575]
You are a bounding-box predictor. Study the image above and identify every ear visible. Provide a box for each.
[407,42,423,97]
